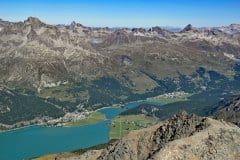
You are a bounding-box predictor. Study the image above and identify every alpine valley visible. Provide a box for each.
[0,17,240,130]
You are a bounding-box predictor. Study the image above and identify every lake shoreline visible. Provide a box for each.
[0,100,163,160]
[0,99,149,133]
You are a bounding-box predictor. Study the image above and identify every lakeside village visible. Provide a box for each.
[0,91,188,131]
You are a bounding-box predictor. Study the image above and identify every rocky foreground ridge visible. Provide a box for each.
[60,112,240,160]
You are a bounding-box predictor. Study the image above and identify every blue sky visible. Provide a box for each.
[0,0,239,27]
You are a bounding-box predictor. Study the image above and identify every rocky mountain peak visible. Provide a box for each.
[149,26,167,35]
[149,111,208,156]
[229,23,240,28]
[24,17,45,28]
[71,21,76,26]
[149,26,162,31]
[181,24,194,32]
[69,20,85,30]
[0,18,12,28]
[70,21,76,29]
[131,28,146,33]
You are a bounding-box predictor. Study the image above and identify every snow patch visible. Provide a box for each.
[224,53,240,62]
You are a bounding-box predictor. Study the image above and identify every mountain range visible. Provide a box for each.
[0,17,240,129]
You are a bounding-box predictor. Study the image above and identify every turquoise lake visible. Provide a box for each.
[0,100,161,160]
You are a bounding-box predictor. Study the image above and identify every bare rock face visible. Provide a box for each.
[149,26,165,35]
[97,112,209,160]
[132,28,146,33]
[69,21,77,30]
[151,119,240,160]
[71,112,240,160]
[24,17,46,28]
[181,24,194,32]
[148,111,208,158]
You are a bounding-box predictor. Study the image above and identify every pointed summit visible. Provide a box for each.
[70,21,77,30]
[24,17,45,28]
[69,21,85,30]
[181,24,193,32]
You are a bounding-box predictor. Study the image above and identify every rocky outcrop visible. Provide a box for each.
[131,28,146,33]
[68,112,240,160]
[181,24,194,32]
[149,26,165,35]
[148,112,208,158]
[23,17,46,28]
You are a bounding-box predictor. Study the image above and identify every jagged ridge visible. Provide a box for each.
[71,112,240,160]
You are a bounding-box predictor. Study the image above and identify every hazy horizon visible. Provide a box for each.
[0,0,240,28]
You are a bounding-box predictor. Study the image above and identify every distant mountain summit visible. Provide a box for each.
[69,21,77,29]
[181,24,196,32]
[23,16,46,28]
[0,18,12,28]
[216,23,240,35]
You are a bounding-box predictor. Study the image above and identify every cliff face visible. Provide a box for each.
[70,112,240,160]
